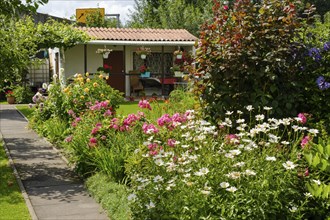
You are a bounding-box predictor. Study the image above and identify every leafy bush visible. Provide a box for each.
[125,107,327,219]
[192,0,314,121]
[85,173,131,220]
[12,85,33,104]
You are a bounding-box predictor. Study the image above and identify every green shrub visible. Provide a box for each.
[12,85,33,104]
[192,0,313,121]
[85,173,131,220]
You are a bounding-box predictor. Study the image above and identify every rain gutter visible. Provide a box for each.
[86,40,196,46]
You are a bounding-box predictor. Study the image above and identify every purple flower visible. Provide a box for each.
[316,76,330,90]
[324,42,330,51]
[308,48,322,62]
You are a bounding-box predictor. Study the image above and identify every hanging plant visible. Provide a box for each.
[96,47,112,58]
[136,46,152,59]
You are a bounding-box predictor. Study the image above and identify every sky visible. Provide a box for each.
[36,0,136,24]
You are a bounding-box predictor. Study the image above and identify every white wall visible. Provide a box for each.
[64,44,193,96]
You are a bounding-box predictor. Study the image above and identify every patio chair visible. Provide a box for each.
[130,73,144,96]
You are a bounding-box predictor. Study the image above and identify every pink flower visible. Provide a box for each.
[157,114,172,127]
[75,117,81,123]
[91,127,100,135]
[68,109,76,118]
[223,5,229,10]
[304,168,309,176]
[301,136,310,148]
[138,100,152,110]
[89,137,97,148]
[103,110,112,117]
[225,134,239,144]
[167,139,176,147]
[65,135,73,142]
[142,123,159,134]
[298,113,307,124]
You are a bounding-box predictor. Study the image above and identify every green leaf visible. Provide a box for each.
[317,144,324,154]
[312,154,321,167]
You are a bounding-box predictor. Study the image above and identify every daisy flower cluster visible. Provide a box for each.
[126,106,319,219]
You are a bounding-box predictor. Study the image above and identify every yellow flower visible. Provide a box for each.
[85,72,89,77]
[80,82,84,86]
[105,76,109,80]
[80,95,84,99]
[86,78,91,83]
[63,87,69,93]
[77,73,82,78]
[100,93,104,98]
[99,74,104,79]
[84,88,89,93]
[93,82,98,87]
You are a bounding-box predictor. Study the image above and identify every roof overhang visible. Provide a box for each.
[86,40,196,46]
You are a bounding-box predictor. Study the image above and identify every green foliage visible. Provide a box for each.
[12,85,34,104]
[0,16,89,87]
[62,73,123,117]
[297,19,330,130]
[127,0,213,35]
[0,141,31,220]
[193,0,317,122]
[304,137,330,200]
[0,0,48,17]
[85,173,131,219]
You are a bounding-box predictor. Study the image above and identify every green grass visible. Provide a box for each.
[15,105,34,120]
[0,140,31,220]
[117,101,140,116]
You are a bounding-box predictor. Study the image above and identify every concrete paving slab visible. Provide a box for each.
[26,184,95,205]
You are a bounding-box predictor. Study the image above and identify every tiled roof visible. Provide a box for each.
[78,27,197,42]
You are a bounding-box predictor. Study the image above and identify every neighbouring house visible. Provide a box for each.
[62,27,198,97]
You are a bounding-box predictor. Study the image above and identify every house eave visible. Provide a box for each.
[86,40,196,46]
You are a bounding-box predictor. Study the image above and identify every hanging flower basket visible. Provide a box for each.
[96,47,112,59]
[174,71,183,77]
[174,50,183,59]
[136,46,151,59]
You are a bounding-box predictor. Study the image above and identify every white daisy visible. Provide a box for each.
[282,161,297,170]
[226,186,238,192]
[220,182,230,188]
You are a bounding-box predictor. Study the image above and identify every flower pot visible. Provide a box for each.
[140,54,147,59]
[103,52,110,59]
[7,96,15,104]
[176,54,183,59]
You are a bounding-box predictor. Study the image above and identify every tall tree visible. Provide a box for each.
[127,0,213,36]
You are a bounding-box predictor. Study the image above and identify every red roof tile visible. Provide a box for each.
[78,27,197,42]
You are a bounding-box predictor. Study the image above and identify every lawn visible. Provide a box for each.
[0,140,31,220]
[15,105,34,120]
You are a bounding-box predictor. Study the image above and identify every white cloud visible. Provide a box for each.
[36,0,135,24]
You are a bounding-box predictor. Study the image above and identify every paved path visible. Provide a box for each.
[0,104,108,220]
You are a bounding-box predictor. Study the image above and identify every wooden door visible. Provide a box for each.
[104,51,125,93]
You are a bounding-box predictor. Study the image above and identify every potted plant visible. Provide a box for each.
[139,65,150,77]
[96,47,112,59]
[136,46,151,59]
[97,64,112,74]
[5,90,15,104]
[173,50,183,59]
[170,65,183,77]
